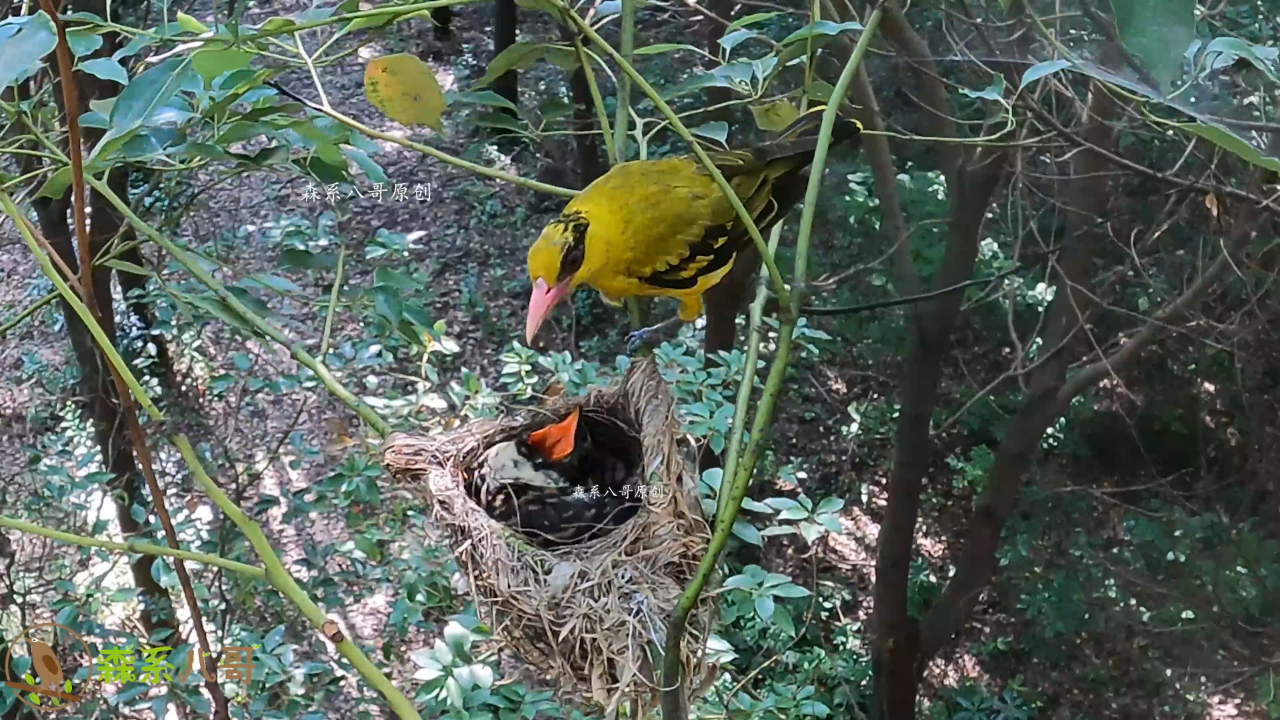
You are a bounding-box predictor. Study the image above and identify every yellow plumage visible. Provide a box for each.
[524,106,863,342]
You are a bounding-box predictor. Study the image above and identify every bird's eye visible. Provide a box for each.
[557,223,587,282]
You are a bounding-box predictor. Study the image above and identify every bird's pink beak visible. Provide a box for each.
[526,278,572,344]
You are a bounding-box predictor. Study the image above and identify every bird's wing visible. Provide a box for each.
[632,151,779,291]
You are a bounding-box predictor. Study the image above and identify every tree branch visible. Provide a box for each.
[0,516,265,580]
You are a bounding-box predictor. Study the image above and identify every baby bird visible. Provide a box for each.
[469,408,641,548]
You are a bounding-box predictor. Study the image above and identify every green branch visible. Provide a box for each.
[172,436,422,720]
[320,244,347,359]
[0,515,265,579]
[715,223,782,522]
[267,83,576,198]
[658,8,886,717]
[84,176,393,437]
[0,290,57,337]
[2,189,422,720]
[559,4,793,310]
[573,35,616,165]
[612,0,636,163]
[4,191,164,421]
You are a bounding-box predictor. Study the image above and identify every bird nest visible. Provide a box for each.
[380,357,713,714]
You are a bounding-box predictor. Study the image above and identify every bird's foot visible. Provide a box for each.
[625,317,683,354]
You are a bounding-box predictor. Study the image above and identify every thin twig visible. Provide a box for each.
[0,516,265,579]
[267,81,576,198]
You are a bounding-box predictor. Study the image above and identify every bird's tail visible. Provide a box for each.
[774,103,863,147]
[754,103,863,172]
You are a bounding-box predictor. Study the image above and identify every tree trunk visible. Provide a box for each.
[430,6,453,40]
[697,243,761,475]
[559,26,604,187]
[34,192,177,641]
[869,147,1007,720]
[493,0,519,115]
[92,167,174,379]
[700,0,733,122]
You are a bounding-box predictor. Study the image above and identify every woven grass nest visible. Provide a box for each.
[380,357,713,714]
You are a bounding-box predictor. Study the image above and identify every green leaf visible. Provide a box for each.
[722,573,759,591]
[690,121,729,145]
[448,90,518,112]
[36,167,72,199]
[1200,37,1279,84]
[718,29,758,53]
[342,145,389,185]
[0,12,57,90]
[79,109,109,128]
[364,53,445,131]
[740,497,774,514]
[257,17,297,34]
[444,677,464,709]
[184,292,256,333]
[192,48,253,84]
[79,57,129,85]
[959,74,1005,101]
[777,506,809,521]
[779,20,863,46]
[514,0,557,14]
[731,518,763,546]
[773,605,796,635]
[112,33,152,61]
[215,121,271,146]
[474,42,578,89]
[345,13,395,33]
[764,496,800,511]
[634,43,701,55]
[90,56,193,166]
[1020,59,1071,87]
[66,28,103,57]
[104,259,153,277]
[1178,121,1280,173]
[175,12,210,34]
[814,497,844,515]
[759,525,796,537]
[750,98,800,132]
[726,11,782,32]
[373,286,402,325]
[471,111,527,134]
[246,273,303,294]
[374,267,416,290]
[798,700,831,717]
[798,520,825,544]
[771,583,812,598]
[753,594,775,621]
[279,248,336,270]
[1108,0,1196,92]
[443,621,473,657]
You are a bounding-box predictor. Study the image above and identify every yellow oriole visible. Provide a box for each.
[524,105,863,344]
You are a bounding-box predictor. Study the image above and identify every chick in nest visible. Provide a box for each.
[469,408,642,548]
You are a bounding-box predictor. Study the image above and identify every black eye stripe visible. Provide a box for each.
[555,214,589,283]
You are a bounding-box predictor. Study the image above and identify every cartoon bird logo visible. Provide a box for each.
[27,640,63,693]
[3,622,95,711]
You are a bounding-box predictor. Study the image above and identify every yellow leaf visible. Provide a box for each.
[751,98,800,132]
[176,12,209,34]
[364,53,445,131]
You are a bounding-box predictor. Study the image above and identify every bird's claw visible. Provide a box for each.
[626,327,660,354]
